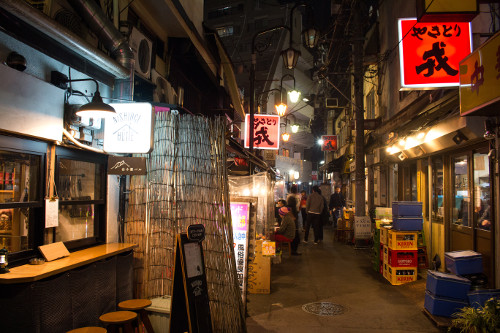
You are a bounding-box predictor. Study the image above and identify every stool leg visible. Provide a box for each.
[124,322,135,333]
[139,310,155,333]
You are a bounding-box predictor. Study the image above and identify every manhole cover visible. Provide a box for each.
[302,302,345,316]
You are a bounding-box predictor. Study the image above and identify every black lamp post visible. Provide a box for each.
[249,3,319,157]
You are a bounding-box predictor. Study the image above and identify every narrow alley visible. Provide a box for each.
[246,226,441,333]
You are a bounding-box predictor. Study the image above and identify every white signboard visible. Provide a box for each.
[104,103,154,153]
[354,216,371,240]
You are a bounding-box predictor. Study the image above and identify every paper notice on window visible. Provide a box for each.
[184,242,203,278]
[45,198,59,228]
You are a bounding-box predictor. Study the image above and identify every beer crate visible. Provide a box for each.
[380,225,391,245]
[382,245,388,264]
[385,265,418,285]
[387,230,418,250]
[387,249,418,267]
[379,243,384,261]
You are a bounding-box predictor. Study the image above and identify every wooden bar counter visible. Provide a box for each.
[0,243,136,284]
[0,243,137,332]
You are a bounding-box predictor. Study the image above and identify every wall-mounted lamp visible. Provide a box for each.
[282,132,290,142]
[291,123,300,133]
[51,71,116,119]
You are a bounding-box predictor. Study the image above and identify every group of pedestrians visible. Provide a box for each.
[274,184,346,254]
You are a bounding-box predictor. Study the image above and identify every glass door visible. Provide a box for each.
[450,154,473,250]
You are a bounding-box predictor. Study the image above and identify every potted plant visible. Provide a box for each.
[449,297,500,333]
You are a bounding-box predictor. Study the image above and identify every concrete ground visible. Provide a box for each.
[246,226,443,333]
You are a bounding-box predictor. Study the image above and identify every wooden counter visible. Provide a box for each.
[0,243,137,284]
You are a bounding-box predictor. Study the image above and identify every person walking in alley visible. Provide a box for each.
[287,185,302,255]
[305,185,324,244]
[329,186,345,229]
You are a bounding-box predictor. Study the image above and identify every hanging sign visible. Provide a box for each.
[230,202,250,304]
[321,135,338,151]
[187,224,205,242]
[398,18,472,89]
[244,114,280,150]
[107,156,147,175]
[459,30,500,116]
[104,103,154,153]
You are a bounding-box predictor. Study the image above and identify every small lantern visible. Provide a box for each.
[288,89,301,103]
[281,47,301,70]
[303,27,320,48]
[0,247,9,273]
[275,103,287,117]
[291,124,300,133]
[282,132,290,142]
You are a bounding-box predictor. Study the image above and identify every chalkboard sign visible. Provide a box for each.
[169,233,213,333]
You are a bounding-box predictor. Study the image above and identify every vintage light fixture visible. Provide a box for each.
[282,131,290,142]
[281,47,301,70]
[291,123,300,133]
[64,76,116,118]
[275,103,287,117]
[281,74,301,103]
[303,27,320,48]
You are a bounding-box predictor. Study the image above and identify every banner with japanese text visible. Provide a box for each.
[398,18,472,89]
[244,114,280,150]
[230,202,250,304]
[459,30,500,116]
[321,135,338,151]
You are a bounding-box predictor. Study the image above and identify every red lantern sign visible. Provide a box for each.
[398,18,472,89]
[244,114,280,150]
[321,135,338,151]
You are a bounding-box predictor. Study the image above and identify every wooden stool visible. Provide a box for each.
[99,310,137,333]
[67,328,107,333]
[118,299,155,333]
[277,241,291,256]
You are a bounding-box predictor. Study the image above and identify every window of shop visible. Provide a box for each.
[432,157,444,223]
[473,151,491,231]
[55,146,106,250]
[452,155,470,227]
[0,134,45,264]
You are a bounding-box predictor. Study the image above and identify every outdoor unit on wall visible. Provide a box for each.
[151,69,172,104]
[129,27,153,79]
[325,98,339,108]
[49,0,92,42]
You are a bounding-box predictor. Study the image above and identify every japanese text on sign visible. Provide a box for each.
[321,135,338,152]
[398,18,472,89]
[244,114,280,150]
[230,202,250,303]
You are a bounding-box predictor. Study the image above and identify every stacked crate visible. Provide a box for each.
[383,202,422,285]
[372,229,380,273]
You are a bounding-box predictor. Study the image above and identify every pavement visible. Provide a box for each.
[245,225,443,333]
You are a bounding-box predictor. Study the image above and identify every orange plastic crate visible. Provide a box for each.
[386,265,418,285]
[387,230,418,250]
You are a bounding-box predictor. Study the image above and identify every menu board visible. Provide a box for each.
[230,202,250,304]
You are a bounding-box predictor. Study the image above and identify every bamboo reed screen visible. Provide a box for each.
[125,112,245,332]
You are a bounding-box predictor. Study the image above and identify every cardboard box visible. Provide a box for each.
[248,240,271,294]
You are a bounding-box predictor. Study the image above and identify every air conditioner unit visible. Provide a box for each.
[151,69,173,104]
[49,0,90,40]
[129,27,153,79]
[325,98,339,108]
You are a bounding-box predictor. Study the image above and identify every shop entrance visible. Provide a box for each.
[449,146,494,285]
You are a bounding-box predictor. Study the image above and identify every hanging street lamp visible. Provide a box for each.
[275,102,287,117]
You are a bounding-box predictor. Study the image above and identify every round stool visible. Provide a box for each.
[118,299,155,333]
[67,327,107,333]
[99,310,137,333]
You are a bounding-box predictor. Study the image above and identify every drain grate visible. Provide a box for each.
[302,302,345,316]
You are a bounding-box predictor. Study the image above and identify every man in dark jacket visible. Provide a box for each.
[329,186,345,228]
[305,185,324,244]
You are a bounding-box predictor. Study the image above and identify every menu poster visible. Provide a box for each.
[230,202,250,304]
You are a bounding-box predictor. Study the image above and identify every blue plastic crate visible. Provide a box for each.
[467,289,500,309]
[445,251,483,275]
[392,201,422,217]
[424,291,468,317]
[392,217,423,231]
[426,270,471,301]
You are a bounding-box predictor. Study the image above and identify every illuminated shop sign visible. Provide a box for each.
[244,114,280,150]
[398,18,472,89]
[459,30,500,116]
[104,103,154,153]
[230,202,250,303]
[321,135,338,151]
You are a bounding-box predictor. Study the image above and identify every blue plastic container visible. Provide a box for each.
[424,291,468,317]
[467,289,500,309]
[426,270,471,300]
[445,251,483,275]
[392,217,423,231]
[392,201,422,217]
